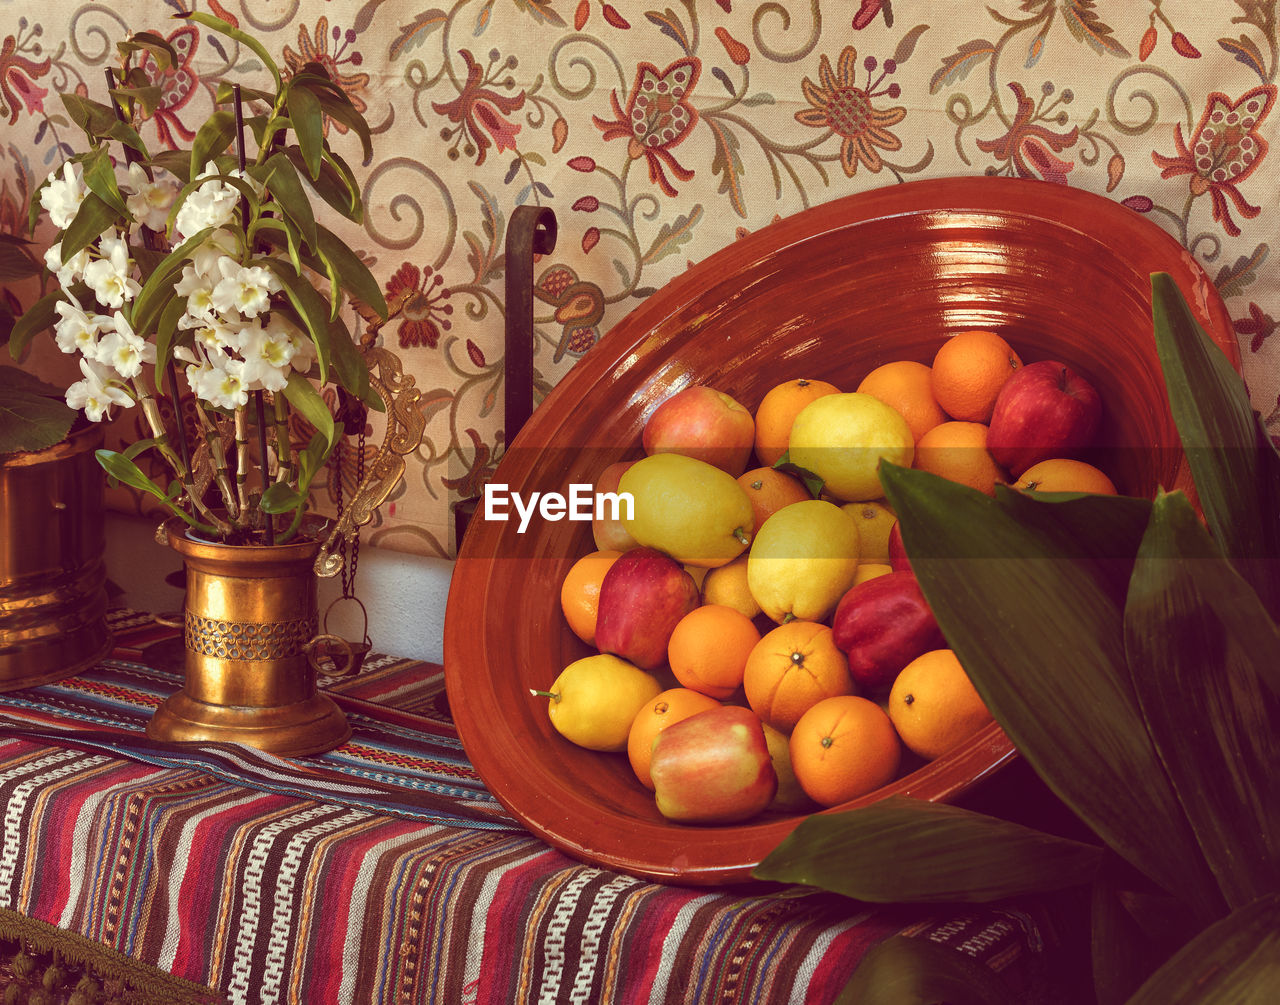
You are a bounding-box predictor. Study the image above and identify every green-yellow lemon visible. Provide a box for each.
[532,654,664,752]
[621,452,754,568]
[787,393,914,502]
[747,499,861,624]
[761,721,814,812]
[841,500,896,563]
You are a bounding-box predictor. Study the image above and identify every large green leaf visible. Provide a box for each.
[323,314,381,411]
[1090,880,1162,1005]
[282,372,334,446]
[836,934,1021,1005]
[178,11,281,92]
[259,151,317,249]
[7,287,64,358]
[0,234,41,282]
[128,228,213,337]
[1125,893,1280,1004]
[1124,490,1280,910]
[753,796,1103,901]
[1151,272,1280,619]
[880,464,1223,923]
[189,109,237,178]
[61,193,120,262]
[315,223,388,320]
[0,389,75,453]
[285,82,324,180]
[79,147,130,218]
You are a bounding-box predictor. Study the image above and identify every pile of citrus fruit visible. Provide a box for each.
[541,330,1117,823]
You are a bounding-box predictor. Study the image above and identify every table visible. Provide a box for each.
[0,611,1065,1004]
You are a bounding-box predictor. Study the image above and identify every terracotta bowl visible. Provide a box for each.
[443,176,1237,886]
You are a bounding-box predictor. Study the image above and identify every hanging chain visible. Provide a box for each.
[332,390,368,598]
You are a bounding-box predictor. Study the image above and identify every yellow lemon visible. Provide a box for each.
[787,393,914,502]
[841,500,896,563]
[701,554,762,619]
[531,654,664,752]
[852,562,893,586]
[747,499,860,624]
[761,722,814,812]
[621,453,754,568]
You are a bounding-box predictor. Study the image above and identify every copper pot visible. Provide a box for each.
[147,519,351,755]
[0,422,111,690]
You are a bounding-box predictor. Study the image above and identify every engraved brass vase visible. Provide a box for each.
[148,520,351,755]
[0,422,111,691]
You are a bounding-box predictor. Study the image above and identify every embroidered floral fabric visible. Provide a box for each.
[2,1,1275,556]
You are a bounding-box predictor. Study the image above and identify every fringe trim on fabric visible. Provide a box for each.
[0,908,226,1005]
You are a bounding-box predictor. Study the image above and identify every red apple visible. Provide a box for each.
[831,571,945,693]
[592,460,639,553]
[642,386,756,476]
[887,521,912,574]
[650,705,778,824]
[987,360,1103,477]
[595,547,700,671]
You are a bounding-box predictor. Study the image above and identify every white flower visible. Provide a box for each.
[210,258,280,319]
[52,295,110,356]
[40,162,86,229]
[95,312,156,379]
[124,162,179,232]
[82,237,141,309]
[175,262,218,321]
[238,317,296,392]
[44,241,92,289]
[187,316,243,352]
[189,353,248,410]
[172,162,241,241]
[65,356,133,422]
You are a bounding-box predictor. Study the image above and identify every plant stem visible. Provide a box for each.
[272,393,293,485]
[234,408,251,521]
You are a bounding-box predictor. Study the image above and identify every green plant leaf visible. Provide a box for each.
[284,147,362,222]
[189,109,237,178]
[61,193,120,263]
[880,463,1223,923]
[80,147,131,219]
[7,288,65,358]
[753,796,1103,901]
[151,295,188,373]
[262,425,341,515]
[117,31,178,70]
[1090,880,1161,1005]
[1151,272,1280,619]
[324,314,381,411]
[282,371,334,446]
[0,233,41,281]
[259,151,317,249]
[149,149,191,184]
[0,390,76,453]
[1124,490,1280,910]
[835,934,1021,1005]
[58,94,119,139]
[94,449,201,527]
[1125,893,1280,1004]
[178,11,282,92]
[311,86,373,163]
[285,82,324,180]
[259,480,303,514]
[771,449,824,497]
[315,223,388,320]
[262,263,331,385]
[128,228,213,337]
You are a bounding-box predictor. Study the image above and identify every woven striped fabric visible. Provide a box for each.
[0,613,1052,1004]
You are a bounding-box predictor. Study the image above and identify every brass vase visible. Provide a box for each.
[148,520,351,756]
[0,422,111,690]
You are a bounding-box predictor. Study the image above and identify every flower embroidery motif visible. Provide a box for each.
[976,82,1078,184]
[432,49,526,165]
[534,264,605,360]
[137,26,201,149]
[386,262,454,350]
[795,46,905,177]
[1152,85,1275,237]
[593,58,700,196]
[0,33,50,124]
[282,17,370,136]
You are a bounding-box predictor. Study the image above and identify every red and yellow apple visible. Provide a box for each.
[642,386,756,476]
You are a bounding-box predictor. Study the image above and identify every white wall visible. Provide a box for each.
[104,513,454,665]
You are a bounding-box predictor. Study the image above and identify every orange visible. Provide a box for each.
[789,695,902,807]
[913,421,1006,496]
[700,554,761,619]
[930,330,1022,423]
[627,687,722,789]
[667,604,762,699]
[736,466,812,532]
[752,377,841,467]
[1013,458,1117,495]
[887,649,994,760]
[856,360,948,443]
[742,620,854,733]
[559,549,622,647]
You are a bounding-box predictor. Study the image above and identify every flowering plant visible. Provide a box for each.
[8,12,385,544]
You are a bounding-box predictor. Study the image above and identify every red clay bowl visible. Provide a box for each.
[443,176,1238,886]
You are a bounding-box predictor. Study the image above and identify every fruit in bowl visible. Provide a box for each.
[443,177,1238,886]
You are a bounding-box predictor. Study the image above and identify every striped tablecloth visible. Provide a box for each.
[0,612,1056,1004]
